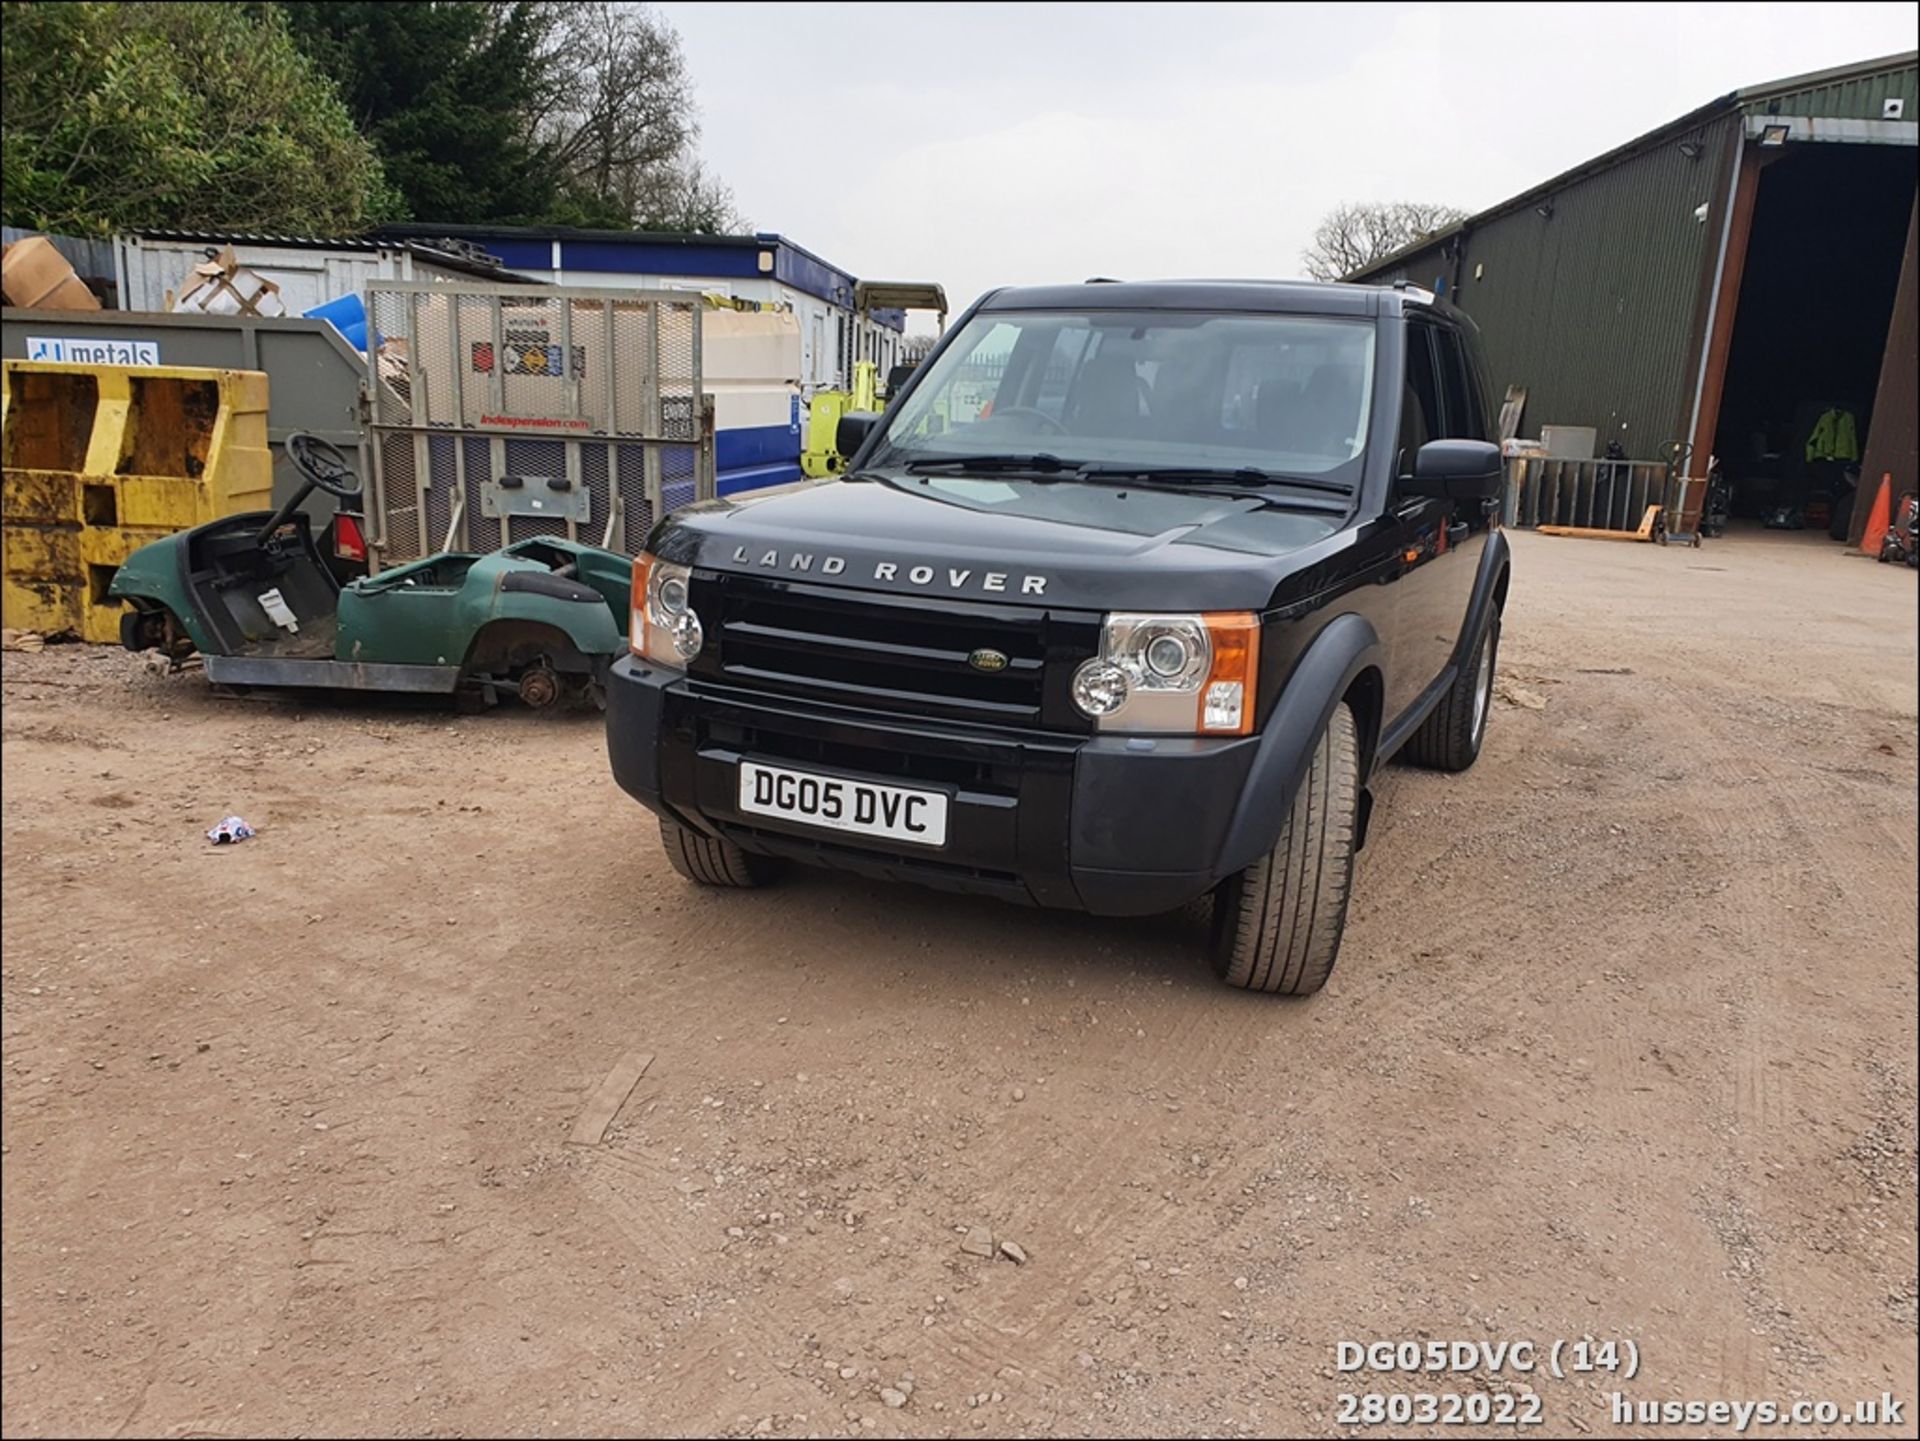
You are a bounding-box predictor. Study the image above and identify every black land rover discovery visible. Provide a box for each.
[607,280,1511,995]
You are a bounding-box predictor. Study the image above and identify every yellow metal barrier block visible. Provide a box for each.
[1,361,271,642]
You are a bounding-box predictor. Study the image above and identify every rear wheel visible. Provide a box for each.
[1404,613,1498,772]
[1208,704,1359,996]
[659,816,781,888]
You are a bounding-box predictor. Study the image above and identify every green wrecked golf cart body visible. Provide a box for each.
[107,433,632,709]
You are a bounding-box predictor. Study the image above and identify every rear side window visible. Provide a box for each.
[1399,322,1442,474]
[1434,326,1486,440]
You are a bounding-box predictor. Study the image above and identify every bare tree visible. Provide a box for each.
[637,158,746,234]
[1301,201,1469,281]
[534,1,745,232]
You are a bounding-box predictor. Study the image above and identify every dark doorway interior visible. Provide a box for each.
[1712,143,1917,537]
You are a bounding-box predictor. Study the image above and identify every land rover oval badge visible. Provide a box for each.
[968,648,1009,673]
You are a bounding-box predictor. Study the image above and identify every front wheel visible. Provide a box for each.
[1403,613,1499,772]
[1208,704,1359,996]
[659,817,782,888]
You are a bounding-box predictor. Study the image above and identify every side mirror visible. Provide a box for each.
[1404,439,1502,501]
[836,410,882,459]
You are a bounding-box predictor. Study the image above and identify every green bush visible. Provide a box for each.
[1,1,394,234]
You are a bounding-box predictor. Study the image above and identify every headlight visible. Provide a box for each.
[1071,612,1259,735]
[630,553,703,668]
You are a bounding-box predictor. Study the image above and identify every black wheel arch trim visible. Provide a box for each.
[1454,527,1512,673]
[1216,611,1384,878]
[1215,529,1507,879]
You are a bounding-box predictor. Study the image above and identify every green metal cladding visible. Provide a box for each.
[1352,54,1917,456]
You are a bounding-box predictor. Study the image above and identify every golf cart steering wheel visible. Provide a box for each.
[288,433,363,500]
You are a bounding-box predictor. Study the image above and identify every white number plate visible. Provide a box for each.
[737,761,948,847]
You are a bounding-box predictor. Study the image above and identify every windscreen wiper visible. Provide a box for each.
[902,453,1076,475]
[1077,464,1353,496]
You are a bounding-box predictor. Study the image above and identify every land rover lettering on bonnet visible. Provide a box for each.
[727,546,1049,595]
[606,279,1511,995]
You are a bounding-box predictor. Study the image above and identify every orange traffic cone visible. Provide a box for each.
[1860,472,1892,556]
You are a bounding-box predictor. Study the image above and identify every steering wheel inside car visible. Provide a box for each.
[287,433,363,500]
[981,405,1067,436]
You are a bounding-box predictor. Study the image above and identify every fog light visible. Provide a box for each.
[1072,659,1130,717]
[670,609,704,660]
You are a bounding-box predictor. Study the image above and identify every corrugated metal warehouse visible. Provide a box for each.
[1352,51,1918,545]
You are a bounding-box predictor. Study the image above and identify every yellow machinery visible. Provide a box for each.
[2,361,271,642]
[801,281,947,480]
[802,360,880,479]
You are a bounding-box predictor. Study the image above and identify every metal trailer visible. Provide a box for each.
[362,281,713,570]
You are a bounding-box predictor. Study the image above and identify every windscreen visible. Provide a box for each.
[872,309,1376,480]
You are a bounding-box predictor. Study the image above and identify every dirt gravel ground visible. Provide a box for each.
[3,527,1915,1438]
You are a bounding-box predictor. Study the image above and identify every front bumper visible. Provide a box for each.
[606,655,1262,916]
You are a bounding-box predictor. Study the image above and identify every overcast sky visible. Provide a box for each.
[668,2,1917,329]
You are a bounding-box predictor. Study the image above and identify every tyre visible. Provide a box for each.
[1208,703,1359,996]
[659,816,781,888]
[1403,613,1499,772]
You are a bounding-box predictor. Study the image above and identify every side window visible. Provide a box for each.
[898,320,1018,436]
[1398,322,1442,476]
[1434,327,1485,440]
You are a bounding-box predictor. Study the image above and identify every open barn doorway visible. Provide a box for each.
[1710,143,1917,542]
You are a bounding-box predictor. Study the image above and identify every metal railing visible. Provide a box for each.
[1505,456,1671,531]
